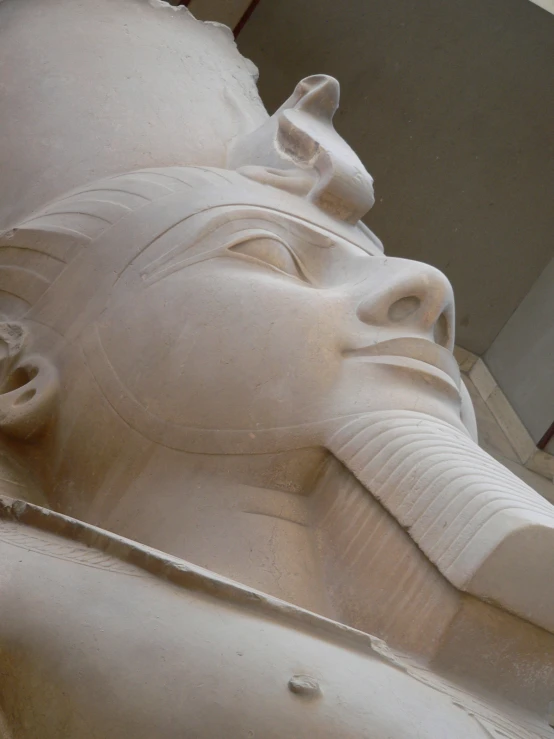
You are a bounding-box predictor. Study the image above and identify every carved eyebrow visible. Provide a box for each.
[142,228,295,285]
[285,221,336,249]
[285,218,382,256]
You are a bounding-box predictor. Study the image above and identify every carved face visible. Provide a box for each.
[88,204,468,453]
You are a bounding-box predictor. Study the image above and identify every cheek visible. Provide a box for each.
[182,270,344,391]
[97,265,347,430]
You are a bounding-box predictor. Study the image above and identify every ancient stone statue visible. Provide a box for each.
[0,1,553,737]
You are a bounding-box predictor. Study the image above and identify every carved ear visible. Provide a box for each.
[0,323,59,440]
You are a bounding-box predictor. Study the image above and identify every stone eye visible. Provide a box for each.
[230,238,305,280]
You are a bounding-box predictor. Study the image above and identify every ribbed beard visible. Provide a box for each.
[326,409,554,633]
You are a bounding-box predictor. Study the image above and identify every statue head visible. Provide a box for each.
[0,75,474,462]
[4,75,554,638]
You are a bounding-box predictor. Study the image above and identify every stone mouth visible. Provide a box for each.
[343,337,461,392]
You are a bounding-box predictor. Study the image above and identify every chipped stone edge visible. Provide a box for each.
[147,0,260,83]
[148,0,188,12]
[0,495,407,673]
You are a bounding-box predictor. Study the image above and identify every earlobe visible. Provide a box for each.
[0,323,59,441]
[0,355,59,441]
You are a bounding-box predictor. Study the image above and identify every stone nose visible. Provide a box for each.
[355,258,455,350]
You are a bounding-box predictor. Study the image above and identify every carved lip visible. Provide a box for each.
[344,337,461,391]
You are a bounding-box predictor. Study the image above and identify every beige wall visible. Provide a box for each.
[485,257,554,446]
[237,0,554,354]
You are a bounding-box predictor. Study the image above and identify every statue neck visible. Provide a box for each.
[41,424,335,616]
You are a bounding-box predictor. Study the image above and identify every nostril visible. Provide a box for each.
[433,312,450,347]
[388,296,421,322]
[13,388,36,406]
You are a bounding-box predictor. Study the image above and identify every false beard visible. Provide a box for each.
[326,409,554,634]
